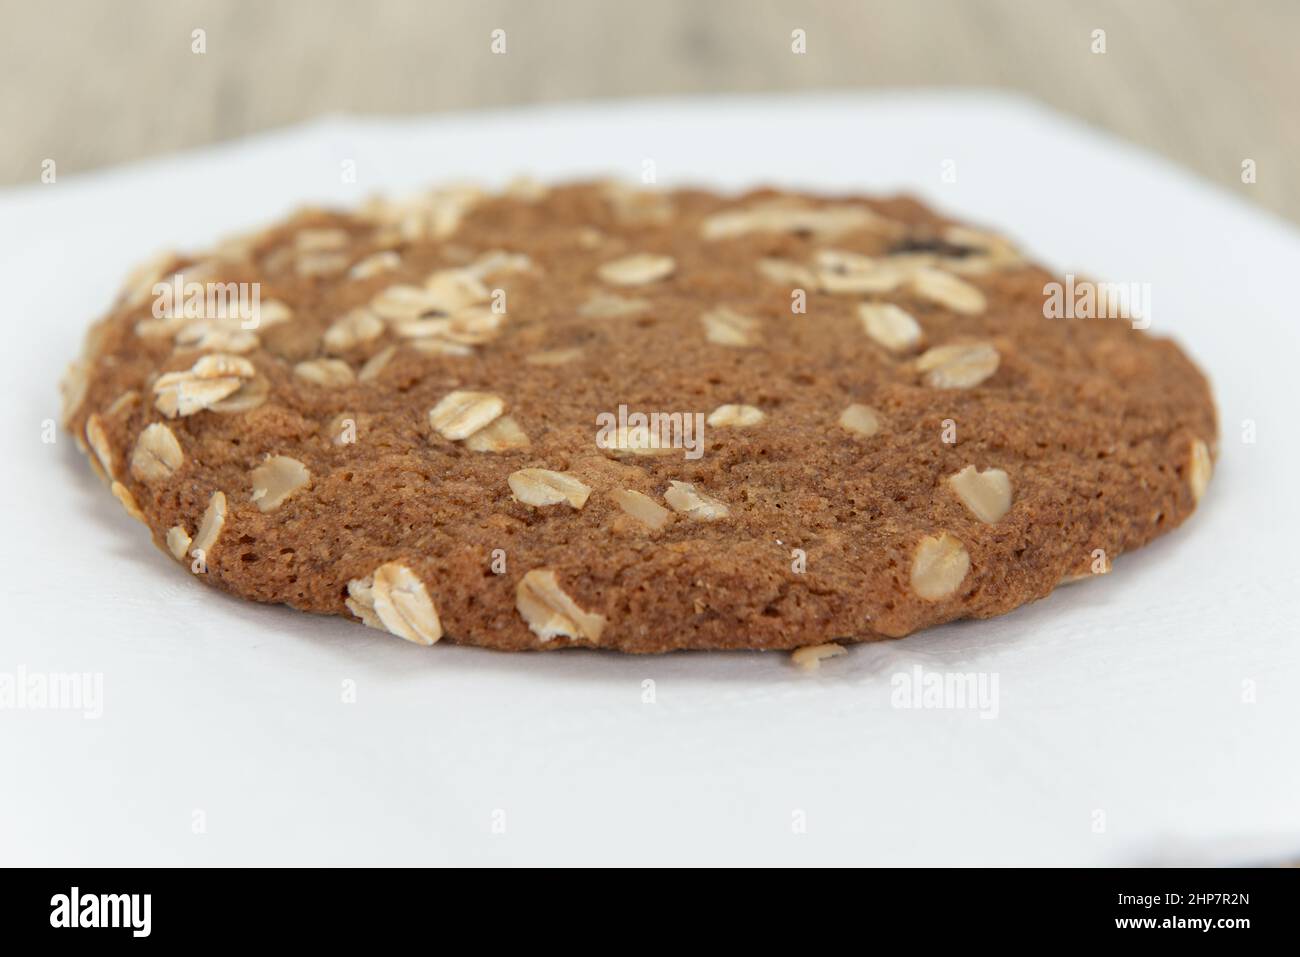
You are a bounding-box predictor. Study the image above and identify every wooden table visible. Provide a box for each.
[3,0,1294,222]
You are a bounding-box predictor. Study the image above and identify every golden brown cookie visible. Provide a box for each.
[62,180,1217,652]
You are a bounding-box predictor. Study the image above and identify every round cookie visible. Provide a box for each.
[62,180,1217,653]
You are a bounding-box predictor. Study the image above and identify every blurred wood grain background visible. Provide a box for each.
[2,0,1295,221]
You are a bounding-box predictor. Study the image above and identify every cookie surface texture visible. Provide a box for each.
[63,181,1217,652]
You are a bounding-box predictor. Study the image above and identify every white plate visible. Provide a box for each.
[2,92,1297,865]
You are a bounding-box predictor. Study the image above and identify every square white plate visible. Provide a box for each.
[2,92,1297,865]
